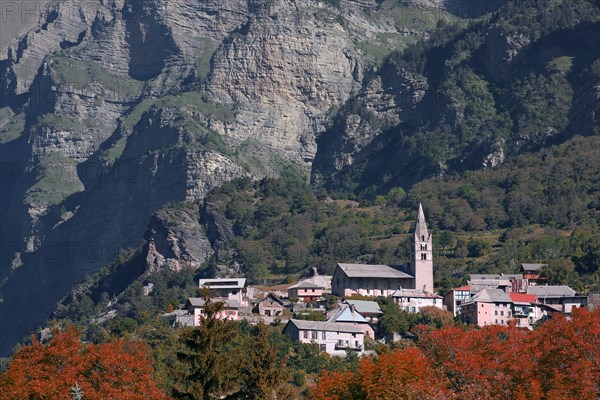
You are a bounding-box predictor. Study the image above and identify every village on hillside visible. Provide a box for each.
[164,205,596,356]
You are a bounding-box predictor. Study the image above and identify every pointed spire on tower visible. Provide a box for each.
[415,203,428,239]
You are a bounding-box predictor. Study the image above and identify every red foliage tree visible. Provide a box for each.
[311,347,452,400]
[312,308,600,400]
[0,327,169,400]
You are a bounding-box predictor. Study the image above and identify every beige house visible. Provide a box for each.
[199,278,248,306]
[283,319,365,356]
[254,293,286,317]
[288,281,323,302]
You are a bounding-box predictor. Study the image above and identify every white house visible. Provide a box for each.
[327,305,375,338]
[283,319,366,356]
[391,288,443,313]
[443,285,472,317]
[199,278,248,306]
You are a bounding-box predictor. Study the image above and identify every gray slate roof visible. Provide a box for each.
[336,263,413,279]
[390,289,442,299]
[343,299,383,315]
[288,281,324,290]
[285,319,365,334]
[470,274,523,280]
[199,278,246,289]
[527,286,577,297]
[327,306,369,324]
[521,263,546,271]
[463,288,512,305]
[186,298,241,308]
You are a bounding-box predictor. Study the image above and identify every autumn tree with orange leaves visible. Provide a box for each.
[312,308,600,400]
[311,347,452,400]
[0,327,169,400]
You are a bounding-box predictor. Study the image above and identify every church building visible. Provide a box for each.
[331,204,435,297]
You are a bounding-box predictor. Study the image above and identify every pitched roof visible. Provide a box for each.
[301,275,333,290]
[464,288,512,305]
[415,203,429,239]
[510,293,540,304]
[199,278,246,289]
[259,293,286,306]
[521,263,546,271]
[526,286,577,297]
[285,319,365,334]
[454,285,471,291]
[186,298,241,308]
[390,289,442,299]
[288,281,324,290]
[336,263,413,279]
[327,306,369,324]
[343,299,383,315]
[470,274,523,280]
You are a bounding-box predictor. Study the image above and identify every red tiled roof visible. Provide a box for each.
[510,293,539,303]
[455,285,470,291]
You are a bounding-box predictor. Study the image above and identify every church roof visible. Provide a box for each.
[336,263,413,279]
[415,203,429,239]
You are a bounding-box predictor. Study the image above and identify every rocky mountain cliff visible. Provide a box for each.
[0,0,478,355]
[0,0,597,355]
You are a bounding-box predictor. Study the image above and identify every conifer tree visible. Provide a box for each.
[172,287,242,400]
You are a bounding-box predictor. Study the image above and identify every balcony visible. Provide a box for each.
[335,342,362,351]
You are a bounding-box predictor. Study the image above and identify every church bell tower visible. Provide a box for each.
[410,203,434,293]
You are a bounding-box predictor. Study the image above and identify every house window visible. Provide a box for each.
[322,331,326,340]
[319,344,326,352]
[311,289,315,292]
[422,235,425,241]
[421,253,426,260]
[500,311,504,316]
[495,311,498,315]
[355,341,360,348]
[337,340,344,347]
[312,331,318,340]
[303,331,308,339]
[352,333,356,338]
[228,310,235,315]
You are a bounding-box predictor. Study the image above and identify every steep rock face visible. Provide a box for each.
[0,0,488,355]
[312,63,428,187]
[0,104,245,355]
[205,0,365,163]
[144,206,213,273]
